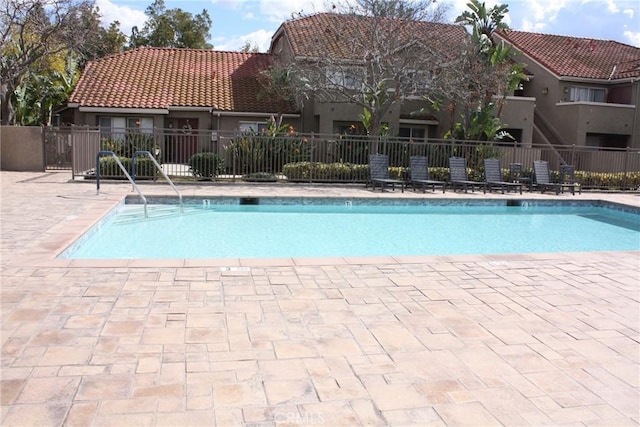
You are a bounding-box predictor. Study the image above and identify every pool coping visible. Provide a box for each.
[35,193,640,269]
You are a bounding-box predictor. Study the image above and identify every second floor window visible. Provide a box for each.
[326,68,362,90]
[569,86,607,103]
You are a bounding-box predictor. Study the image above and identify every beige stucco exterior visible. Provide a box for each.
[270,24,535,144]
[509,49,639,149]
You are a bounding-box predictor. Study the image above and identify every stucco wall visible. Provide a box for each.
[0,126,44,172]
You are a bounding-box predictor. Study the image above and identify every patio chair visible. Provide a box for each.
[368,154,404,192]
[560,164,582,195]
[408,156,446,193]
[448,157,485,193]
[484,158,522,194]
[533,160,576,195]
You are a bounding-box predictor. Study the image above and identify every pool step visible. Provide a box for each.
[114,205,202,224]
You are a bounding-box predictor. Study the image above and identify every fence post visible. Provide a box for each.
[71,125,76,180]
[308,134,312,184]
[40,125,47,174]
[623,146,630,190]
[232,130,237,183]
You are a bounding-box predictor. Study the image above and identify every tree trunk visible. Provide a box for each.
[0,83,16,125]
[369,109,381,154]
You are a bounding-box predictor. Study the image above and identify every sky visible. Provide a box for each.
[96,0,640,52]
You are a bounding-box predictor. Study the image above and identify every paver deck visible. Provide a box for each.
[1,171,638,426]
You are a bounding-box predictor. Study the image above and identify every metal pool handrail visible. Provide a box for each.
[96,150,148,217]
[132,150,183,212]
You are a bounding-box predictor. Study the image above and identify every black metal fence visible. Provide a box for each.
[44,126,640,190]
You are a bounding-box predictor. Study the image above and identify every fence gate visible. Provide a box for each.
[44,127,101,178]
[44,127,73,170]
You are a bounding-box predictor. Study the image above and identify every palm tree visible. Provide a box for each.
[455,0,509,43]
[445,0,527,140]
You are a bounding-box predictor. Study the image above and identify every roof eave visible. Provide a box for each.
[268,23,287,53]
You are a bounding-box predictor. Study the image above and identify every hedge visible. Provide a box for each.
[98,157,157,178]
[283,162,402,182]
[282,162,640,189]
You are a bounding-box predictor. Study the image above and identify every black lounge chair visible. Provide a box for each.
[409,156,446,193]
[560,164,582,195]
[448,157,485,193]
[368,154,404,192]
[484,158,522,194]
[533,160,576,195]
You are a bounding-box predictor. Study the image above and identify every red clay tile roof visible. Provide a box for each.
[498,30,640,80]
[70,48,295,113]
[277,12,467,60]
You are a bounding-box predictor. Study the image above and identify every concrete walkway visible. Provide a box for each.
[1,171,639,426]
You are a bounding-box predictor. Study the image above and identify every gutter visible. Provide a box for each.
[75,106,299,118]
[78,107,169,114]
[212,111,300,118]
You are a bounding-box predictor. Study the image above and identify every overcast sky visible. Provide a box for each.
[96,0,640,52]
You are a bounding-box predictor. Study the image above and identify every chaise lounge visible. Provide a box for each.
[409,156,446,193]
[368,153,405,192]
[448,157,485,193]
[484,158,523,194]
[533,160,576,195]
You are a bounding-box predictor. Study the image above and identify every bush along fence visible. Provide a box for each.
[44,126,640,190]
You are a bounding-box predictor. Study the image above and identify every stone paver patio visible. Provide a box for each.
[1,171,638,426]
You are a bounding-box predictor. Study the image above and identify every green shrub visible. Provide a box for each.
[98,157,156,178]
[283,162,406,182]
[428,167,450,182]
[188,152,224,178]
[225,134,313,174]
[283,162,365,182]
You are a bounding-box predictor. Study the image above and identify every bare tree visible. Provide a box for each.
[1,0,96,125]
[258,63,304,120]
[285,0,458,139]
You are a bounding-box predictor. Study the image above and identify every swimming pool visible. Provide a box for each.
[60,197,640,259]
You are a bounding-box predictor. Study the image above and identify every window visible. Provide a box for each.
[99,117,153,140]
[569,86,607,102]
[239,121,268,133]
[586,133,628,148]
[398,126,426,141]
[127,118,154,132]
[325,68,361,90]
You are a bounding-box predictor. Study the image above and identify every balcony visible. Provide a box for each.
[556,101,636,135]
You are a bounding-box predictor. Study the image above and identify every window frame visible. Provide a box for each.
[568,86,607,103]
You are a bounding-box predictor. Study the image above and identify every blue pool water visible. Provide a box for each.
[61,199,640,259]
